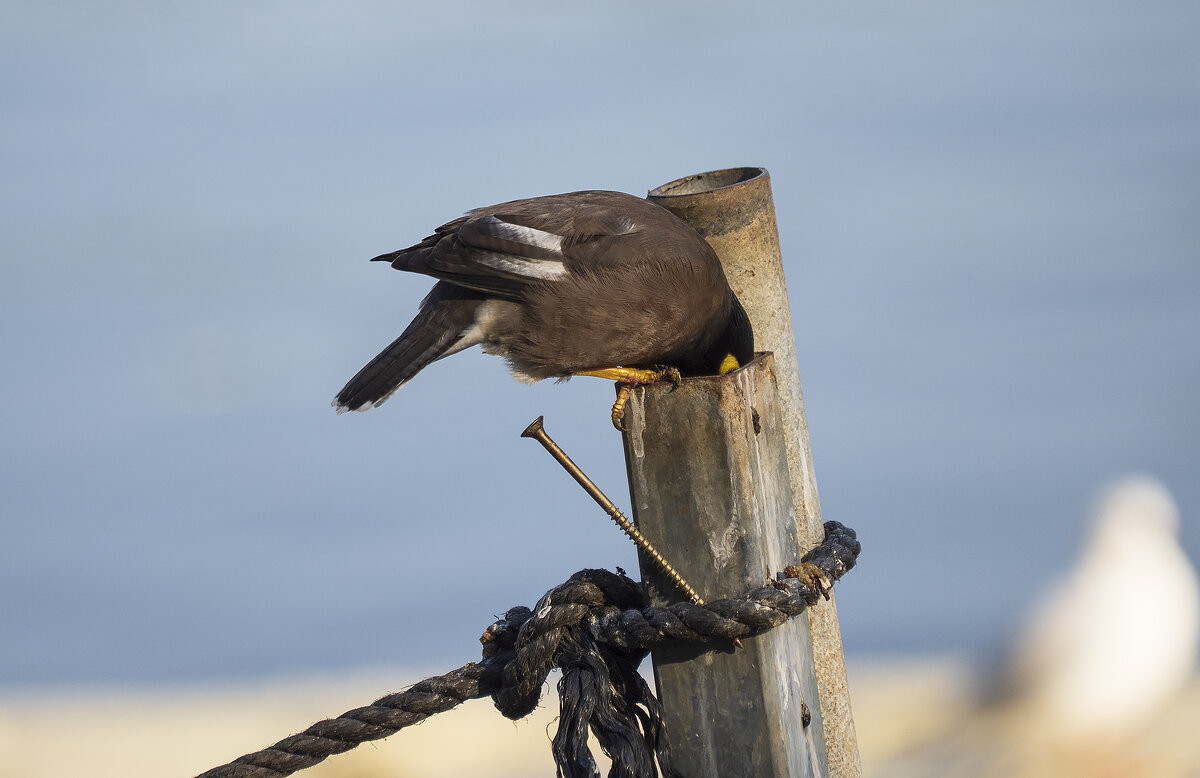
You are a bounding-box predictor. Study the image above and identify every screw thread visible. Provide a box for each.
[523,416,705,605]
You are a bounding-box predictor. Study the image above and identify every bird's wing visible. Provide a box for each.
[373,192,654,300]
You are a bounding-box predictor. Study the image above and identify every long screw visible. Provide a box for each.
[521,416,705,605]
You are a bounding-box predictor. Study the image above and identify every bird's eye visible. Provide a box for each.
[718,354,740,375]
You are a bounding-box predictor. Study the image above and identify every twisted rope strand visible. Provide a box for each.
[196,521,859,778]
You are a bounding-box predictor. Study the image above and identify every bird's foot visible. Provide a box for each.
[611,384,634,431]
[575,365,679,385]
[574,366,683,431]
[655,365,683,389]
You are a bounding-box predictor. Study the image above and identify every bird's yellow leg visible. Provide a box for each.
[610,384,633,431]
[574,366,667,383]
[574,366,683,431]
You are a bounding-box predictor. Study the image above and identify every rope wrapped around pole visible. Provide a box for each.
[196,521,860,778]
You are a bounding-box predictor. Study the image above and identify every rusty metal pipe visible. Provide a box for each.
[647,168,861,778]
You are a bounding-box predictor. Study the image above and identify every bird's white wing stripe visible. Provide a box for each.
[478,215,565,255]
[474,251,568,280]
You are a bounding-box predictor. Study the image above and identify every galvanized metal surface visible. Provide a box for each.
[647,168,861,778]
[622,355,824,778]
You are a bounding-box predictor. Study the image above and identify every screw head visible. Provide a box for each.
[521,416,546,438]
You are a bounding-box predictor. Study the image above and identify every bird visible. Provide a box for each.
[1003,475,1199,744]
[334,190,753,428]
[868,478,1200,777]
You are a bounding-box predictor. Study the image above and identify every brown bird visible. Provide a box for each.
[334,190,753,428]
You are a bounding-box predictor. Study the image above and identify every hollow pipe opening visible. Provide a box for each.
[648,167,767,198]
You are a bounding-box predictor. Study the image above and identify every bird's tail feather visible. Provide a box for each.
[334,289,483,412]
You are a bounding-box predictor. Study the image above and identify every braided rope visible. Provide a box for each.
[197,520,859,778]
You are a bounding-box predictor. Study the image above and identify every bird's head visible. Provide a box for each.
[711,295,754,376]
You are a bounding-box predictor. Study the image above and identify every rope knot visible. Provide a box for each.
[196,521,860,778]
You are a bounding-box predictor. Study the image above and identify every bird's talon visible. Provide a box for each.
[655,366,683,391]
[611,384,633,432]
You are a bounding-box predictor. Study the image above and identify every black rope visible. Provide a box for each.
[196,521,860,778]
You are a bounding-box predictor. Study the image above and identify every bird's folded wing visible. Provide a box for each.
[374,203,642,299]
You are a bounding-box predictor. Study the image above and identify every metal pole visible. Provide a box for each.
[621,354,825,777]
[645,168,861,778]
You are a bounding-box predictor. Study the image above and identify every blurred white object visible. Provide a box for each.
[1006,476,1200,741]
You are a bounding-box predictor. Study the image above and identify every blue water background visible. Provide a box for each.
[2,1,1197,687]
